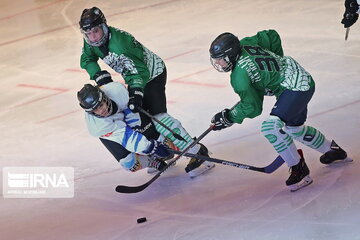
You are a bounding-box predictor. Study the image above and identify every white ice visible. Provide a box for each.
[1,0,360,239]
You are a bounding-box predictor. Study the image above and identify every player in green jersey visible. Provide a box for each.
[78,7,214,177]
[208,30,351,191]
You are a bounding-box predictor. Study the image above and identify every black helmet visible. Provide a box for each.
[77,84,117,119]
[77,84,115,117]
[79,7,106,31]
[77,84,104,112]
[79,7,109,47]
[209,32,241,72]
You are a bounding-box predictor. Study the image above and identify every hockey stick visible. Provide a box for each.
[137,107,187,142]
[116,103,240,193]
[167,149,304,174]
[115,124,216,194]
[345,27,350,40]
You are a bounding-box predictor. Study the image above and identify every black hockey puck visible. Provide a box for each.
[137,217,147,223]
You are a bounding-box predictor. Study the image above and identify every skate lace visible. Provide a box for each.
[288,165,300,178]
[148,158,164,169]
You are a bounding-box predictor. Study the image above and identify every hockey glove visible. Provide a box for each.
[341,11,359,28]
[128,87,144,113]
[345,0,359,13]
[211,109,234,131]
[342,0,359,28]
[144,140,172,159]
[94,70,113,86]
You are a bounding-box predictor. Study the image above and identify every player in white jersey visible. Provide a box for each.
[77,75,214,177]
[77,80,173,172]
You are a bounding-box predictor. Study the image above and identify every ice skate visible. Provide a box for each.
[320,140,353,164]
[148,157,167,171]
[286,155,313,192]
[147,153,175,174]
[147,138,179,174]
[185,143,215,178]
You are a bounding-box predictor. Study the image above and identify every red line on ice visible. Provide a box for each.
[36,109,81,124]
[0,0,68,21]
[0,84,69,112]
[0,0,183,46]
[17,83,69,92]
[164,49,200,60]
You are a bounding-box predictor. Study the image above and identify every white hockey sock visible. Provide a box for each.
[285,125,332,154]
[277,142,301,167]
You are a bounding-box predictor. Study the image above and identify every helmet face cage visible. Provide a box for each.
[81,23,109,47]
[79,7,109,47]
[210,55,233,72]
[92,94,113,118]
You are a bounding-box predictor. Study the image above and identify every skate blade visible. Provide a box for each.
[147,167,158,174]
[288,175,313,192]
[343,157,353,163]
[189,163,215,179]
[329,157,353,165]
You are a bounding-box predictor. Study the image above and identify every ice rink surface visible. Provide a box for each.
[1,0,360,239]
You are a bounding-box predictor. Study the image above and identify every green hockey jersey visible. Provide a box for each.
[80,26,165,90]
[228,30,315,124]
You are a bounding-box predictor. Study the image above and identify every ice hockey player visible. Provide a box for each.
[77,76,213,177]
[78,7,214,177]
[208,30,351,191]
[341,0,360,28]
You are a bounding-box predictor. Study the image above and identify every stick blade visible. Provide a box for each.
[115,170,163,193]
[263,156,285,173]
[115,183,149,194]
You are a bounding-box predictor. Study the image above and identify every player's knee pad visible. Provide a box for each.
[119,153,150,172]
[261,116,295,153]
[284,125,325,149]
[261,116,286,143]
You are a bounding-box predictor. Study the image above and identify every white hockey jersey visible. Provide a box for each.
[84,82,152,154]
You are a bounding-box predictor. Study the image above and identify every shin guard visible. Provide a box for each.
[261,116,300,166]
